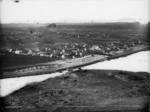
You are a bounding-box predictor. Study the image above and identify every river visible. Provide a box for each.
[0,51,149,97]
[82,51,150,73]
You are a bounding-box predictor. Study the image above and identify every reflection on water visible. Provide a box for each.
[0,51,149,97]
[82,51,150,73]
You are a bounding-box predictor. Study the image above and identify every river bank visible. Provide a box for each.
[108,44,149,60]
[1,69,149,112]
[0,50,149,97]
[1,44,149,79]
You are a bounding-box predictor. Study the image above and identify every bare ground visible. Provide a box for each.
[1,70,150,112]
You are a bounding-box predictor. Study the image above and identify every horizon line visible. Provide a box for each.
[1,21,149,25]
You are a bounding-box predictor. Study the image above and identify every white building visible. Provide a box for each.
[15,50,21,54]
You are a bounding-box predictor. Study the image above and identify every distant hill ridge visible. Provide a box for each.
[1,22,143,28]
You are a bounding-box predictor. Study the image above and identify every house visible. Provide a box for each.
[72,55,75,59]
[61,54,65,59]
[9,49,12,52]
[106,47,110,51]
[15,50,22,54]
[79,52,83,56]
[28,49,32,55]
[62,49,65,53]
[84,48,87,51]
[90,45,100,51]
[50,54,53,58]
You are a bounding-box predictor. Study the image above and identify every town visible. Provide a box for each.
[0,22,149,74]
[0,38,143,60]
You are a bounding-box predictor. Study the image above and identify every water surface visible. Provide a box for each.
[82,51,150,73]
[0,51,149,97]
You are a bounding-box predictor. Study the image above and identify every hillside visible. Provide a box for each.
[1,70,149,112]
[1,22,148,50]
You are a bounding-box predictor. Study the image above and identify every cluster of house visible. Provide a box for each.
[2,39,142,59]
[43,43,87,59]
[3,43,87,59]
[83,40,142,55]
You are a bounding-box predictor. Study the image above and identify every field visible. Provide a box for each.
[1,70,149,112]
[1,23,149,47]
[0,22,149,69]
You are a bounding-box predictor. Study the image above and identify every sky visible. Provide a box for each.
[0,0,149,23]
